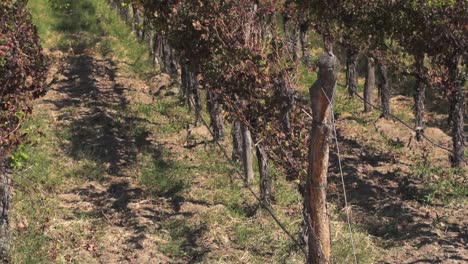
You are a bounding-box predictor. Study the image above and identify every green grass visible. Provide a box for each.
[10,113,68,263]
[410,161,468,204]
[28,0,153,75]
[140,154,192,196]
[11,0,155,261]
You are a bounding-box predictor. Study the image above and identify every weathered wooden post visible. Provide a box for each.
[241,123,254,185]
[256,145,271,206]
[306,49,339,263]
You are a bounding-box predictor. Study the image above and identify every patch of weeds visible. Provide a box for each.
[135,97,192,135]
[135,102,157,118]
[140,154,191,196]
[426,173,467,204]
[334,90,363,117]
[379,132,406,151]
[160,219,189,257]
[330,205,380,264]
[298,63,317,90]
[29,0,154,75]
[157,122,185,135]
[227,201,259,219]
[234,223,256,247]
[155,100,171,116]
[272,170,301,207]
[65,159,107,182]
[11,222,51,264]
[410,161,467,204]
[10,122,60,263]
[160,219,207,259]
[195,146,232,175]
[393,110,413,124]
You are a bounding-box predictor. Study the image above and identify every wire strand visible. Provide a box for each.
[337,83,453,152]
[188,97,308,258]
[321,87,359,264]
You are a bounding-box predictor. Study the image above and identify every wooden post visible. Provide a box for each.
[306,51,339,264]
[206,89,225,141]
[256,145,271,206]
[377,61,390,118]
[241,123,254,185]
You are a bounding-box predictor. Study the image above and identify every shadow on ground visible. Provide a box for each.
[327,129,467,262]
[45,41,211,261]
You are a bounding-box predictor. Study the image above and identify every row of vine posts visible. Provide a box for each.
[0,0,464,263]
[110,1,466,263]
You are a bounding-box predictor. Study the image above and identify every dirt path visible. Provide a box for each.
[39,49,184,263]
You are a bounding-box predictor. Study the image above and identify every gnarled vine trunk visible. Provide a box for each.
[231,120,243,163]
[448,56,465,167]
[282,13,298,62]
[364,56,375,112]
[241,123,254,185]
[299,23,310,65]
[378,61,390,118]
[414,54,426,142]
[256,145,271,206]
[346,49,359,97]
[277,76,294,136]
[153,34,163,68]
[206,89,224,141]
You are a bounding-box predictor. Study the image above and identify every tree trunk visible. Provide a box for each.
[206,90,224,141]
[140,15,147,41]
[119,3,129,23]
[346,49,358,97]
[161,39,171,74]
[241,123,254,185]
[169,48,179,77]
[181,63,188,102]
[110,0,118,10]
[282,13,298,62]
[0,157,10,263]
[448,56,465,167]
[153,34,163,68]
[299,23,309,65]
[162,42,178,77]
[231,120,243,163]
[278,76,293,136]
[378,62,390,118]
[306,51,339,264]
[147,31,155,56]
[256,145,271,206]
[131,4,137,32]
[133,9,143,40]
[364,56,375,112]
[414,54,426,142]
